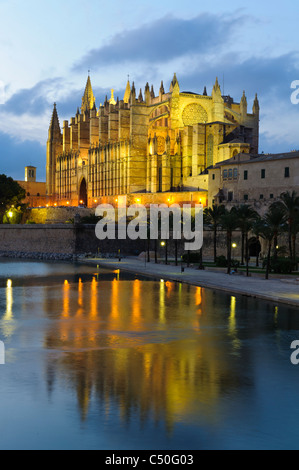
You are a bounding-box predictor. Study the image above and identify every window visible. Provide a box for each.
[233,168,238,179]
[207,135,214,167]
[228,191,233,202]
[212,174,215,180]
[260,194,264,199]
[285,167,290,178]
[244,170,248,180]
[270,194,274,199]
[223,169,228,179]
[244,194,248,201]
[261,169,265,179]
[228,169,233,179]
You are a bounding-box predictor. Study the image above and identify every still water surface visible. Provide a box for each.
[0,259,299,450]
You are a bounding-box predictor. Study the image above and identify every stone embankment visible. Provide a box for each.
[0,251,76,261]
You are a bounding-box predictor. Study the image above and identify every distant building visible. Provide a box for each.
[208,151,299,212]
[17,166,47,207]
[46,74,260,207]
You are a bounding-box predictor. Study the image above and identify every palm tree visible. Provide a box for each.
[235,205,259,271]
[260,206,287,279]
[220,208,239,274]
[268,202,288,261]
[278,191,299,261]
[251,218,264,267]
[204,205,225,263]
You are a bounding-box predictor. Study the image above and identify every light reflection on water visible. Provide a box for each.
[0,260,299,449]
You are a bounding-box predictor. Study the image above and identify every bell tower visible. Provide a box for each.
[46,103,62,196]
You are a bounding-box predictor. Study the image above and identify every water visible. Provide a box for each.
[0,259,299,450]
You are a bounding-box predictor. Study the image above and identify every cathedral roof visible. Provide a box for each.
[49,103,61,133]
[81,75,95,113]
[123,79,131,104]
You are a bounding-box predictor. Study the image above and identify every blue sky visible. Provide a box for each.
[0,0,299,181]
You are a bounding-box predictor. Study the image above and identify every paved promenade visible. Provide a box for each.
[84,257,299,308]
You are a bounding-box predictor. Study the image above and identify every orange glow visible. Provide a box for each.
[135,198,141,204]
[66,201,69,205]
[62,280,70,318]
[195,287,202,316]
[131,279,141,326]
[90,277,98,319]
[54,203,57,207]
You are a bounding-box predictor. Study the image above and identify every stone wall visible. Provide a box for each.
[0,223,296,262]
[25,206,94,224]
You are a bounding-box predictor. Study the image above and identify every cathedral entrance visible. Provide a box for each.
[79,178,87,207]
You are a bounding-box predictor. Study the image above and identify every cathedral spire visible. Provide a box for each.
[49,103,61,134]
[81,75,95,113]
[109,89,116,105]
[253,93,260,115]
[124,78,131,104]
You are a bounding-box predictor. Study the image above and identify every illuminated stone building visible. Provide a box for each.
[17,166,47,207]
[46,74,260,207]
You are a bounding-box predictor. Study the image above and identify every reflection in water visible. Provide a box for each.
[2,262,299,449]
[229,296,241,351]
[2,279,16,338]
[42,275,244,429]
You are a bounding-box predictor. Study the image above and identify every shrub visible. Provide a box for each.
[182,252,202,263]
[216,255,227,267]
[263,257,296,274]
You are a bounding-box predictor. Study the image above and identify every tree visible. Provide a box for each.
[0,174,26,223]
[220,208,239,274]
[260,206,287,280]
[234,205,259,266]
[204,204,225,263]
[267,202,288,261]
[278,191,299,261]
[251,218,265,267]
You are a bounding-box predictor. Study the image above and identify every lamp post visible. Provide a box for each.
[232,243,237,264]
[161,241,167,265]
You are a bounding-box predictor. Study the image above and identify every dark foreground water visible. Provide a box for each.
[1,260,299,450]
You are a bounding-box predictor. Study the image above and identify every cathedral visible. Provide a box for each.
[46,74,259,207]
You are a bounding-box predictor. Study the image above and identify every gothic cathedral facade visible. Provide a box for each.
[46,74,259,207]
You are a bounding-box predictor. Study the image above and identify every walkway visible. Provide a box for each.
[82,257,299,308]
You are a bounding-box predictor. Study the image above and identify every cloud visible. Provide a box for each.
[73,13,247,71]
[0,131,46,181]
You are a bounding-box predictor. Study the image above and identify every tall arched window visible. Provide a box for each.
[207,134,214,168]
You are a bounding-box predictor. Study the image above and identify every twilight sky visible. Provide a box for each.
[0,0,299,181]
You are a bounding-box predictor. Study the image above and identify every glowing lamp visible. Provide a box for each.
[8,211,13,218]
[161,241,166,247]
[232,243,237,249]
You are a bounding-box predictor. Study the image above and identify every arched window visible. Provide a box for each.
[207,135,214,167]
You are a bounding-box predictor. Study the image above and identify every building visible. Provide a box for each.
[208,151,299,212]
[46,74,260,208]
[17,166,47,207]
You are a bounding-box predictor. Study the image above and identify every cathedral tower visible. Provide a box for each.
[46,103,62,196]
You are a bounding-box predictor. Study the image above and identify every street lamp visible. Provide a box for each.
[161,241,167,265]
[232,243,237,264]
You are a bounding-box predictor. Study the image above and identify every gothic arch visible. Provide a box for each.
[79,177,87,206]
